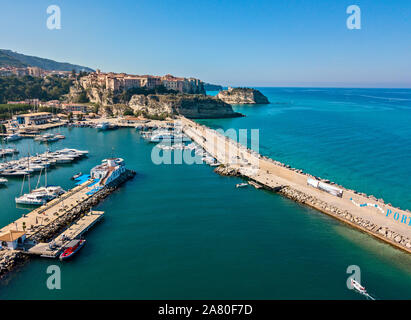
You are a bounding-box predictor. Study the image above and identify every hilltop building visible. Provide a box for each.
[80,71,204,94]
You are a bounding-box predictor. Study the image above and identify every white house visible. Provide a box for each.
[0,230,26,250]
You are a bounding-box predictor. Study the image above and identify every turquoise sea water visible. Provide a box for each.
[0,88,410,299]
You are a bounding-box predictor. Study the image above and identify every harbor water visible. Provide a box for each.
[0,87,411,299]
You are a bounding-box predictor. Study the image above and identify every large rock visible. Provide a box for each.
[129,94,243,119]
[217,87,269,104]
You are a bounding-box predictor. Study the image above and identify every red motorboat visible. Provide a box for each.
[59,239,86,261]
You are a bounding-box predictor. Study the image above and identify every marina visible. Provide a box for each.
[0,148,135,276]
[0,148,88,177]
[0,119,409,299]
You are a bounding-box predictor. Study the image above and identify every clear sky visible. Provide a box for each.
[1,0,410,87]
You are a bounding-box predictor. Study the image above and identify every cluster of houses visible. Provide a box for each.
[0,66,71,78]
[80,70,205,94]
[5,103,96,129]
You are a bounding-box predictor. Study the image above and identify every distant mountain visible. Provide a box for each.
[0,51,27,68]
[0,49,94,72]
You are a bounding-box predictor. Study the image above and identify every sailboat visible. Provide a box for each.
[15,156,46,205]
[15,154,65,205]
[31,166,65,200]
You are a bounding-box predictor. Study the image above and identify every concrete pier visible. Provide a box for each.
[27,211,104,258]
[181,117,411,254]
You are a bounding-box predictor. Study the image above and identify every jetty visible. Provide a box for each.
[0,164,135,277]
[180,117,411,254]
[27,211,104,258]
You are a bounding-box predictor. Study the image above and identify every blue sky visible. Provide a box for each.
[1,0,410,87]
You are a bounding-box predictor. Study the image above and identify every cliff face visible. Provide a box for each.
[129,94,243,119]
[217,87,269,104]
[67,81,113,105]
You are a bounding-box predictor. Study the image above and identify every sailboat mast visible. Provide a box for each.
[27,153,30,193]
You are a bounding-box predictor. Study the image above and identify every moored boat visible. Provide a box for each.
[71,172,82,180]
[59,239,86,260]
[236,183,248,188]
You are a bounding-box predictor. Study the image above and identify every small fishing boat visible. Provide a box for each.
[236,183,248,188]
[71,172,82,180]
[59,239,86,261]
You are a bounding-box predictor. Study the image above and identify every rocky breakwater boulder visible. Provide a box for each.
[217,87,269,104]
[129,94,243,119]
[214,165,241,177]
[0,250,26,277]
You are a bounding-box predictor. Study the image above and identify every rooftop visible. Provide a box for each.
[0,230,25,242]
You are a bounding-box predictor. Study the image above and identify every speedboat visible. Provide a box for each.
[236,183,248,188]
[71,172,82,180]
[0,177,7,185]
[59,239,86,260]
[55,155,75,163]
[351,279,367,295]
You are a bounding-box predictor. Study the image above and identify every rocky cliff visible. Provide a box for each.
[129,94,243,119]
[217,87,269,104]
[67,81,113,105]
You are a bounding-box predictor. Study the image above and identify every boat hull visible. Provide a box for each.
[59,240,86,261]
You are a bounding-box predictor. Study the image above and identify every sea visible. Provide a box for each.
[0,87,410,299]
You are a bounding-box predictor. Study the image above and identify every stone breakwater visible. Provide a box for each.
[214,165,411,253]
[181,117,411,255]
[0,170,136,279]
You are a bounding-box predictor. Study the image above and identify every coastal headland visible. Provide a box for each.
[180,117,411,254]
[217,87,269,104]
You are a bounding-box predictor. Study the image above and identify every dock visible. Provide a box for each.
[27,211,104,258]
[180,117,411,254]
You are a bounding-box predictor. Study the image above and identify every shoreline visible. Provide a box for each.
[180,117,411,255]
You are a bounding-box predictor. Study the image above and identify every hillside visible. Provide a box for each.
[0,49,94,72]
[0,51,27,68]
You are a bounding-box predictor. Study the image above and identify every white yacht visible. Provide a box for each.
[150,133,191,143]
[15,193,47,205]
[0,177,7,185]
[31,186,65,200]
[4,133,21,142]
[96,122,109,131]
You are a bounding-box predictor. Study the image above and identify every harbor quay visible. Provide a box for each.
[0,159,136,277]
[180,117,411,254]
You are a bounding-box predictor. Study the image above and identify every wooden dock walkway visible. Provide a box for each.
[27,211,104,258]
